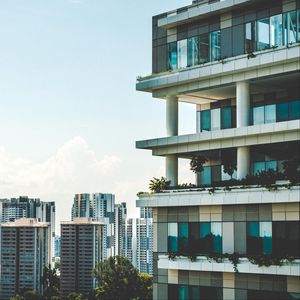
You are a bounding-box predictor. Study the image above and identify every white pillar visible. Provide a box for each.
[236,80,250,128]
[166,96,178,186]
[236,81,250,179]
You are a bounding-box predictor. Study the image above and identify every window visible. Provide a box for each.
[270,14,283,47]
[221,107,232,129]
[289,100,300,120]
[264,104,276,123]
[253,161,277,175]
[169,285,223,300]
[211,222,222,254]
[178,223,189,254]
[257,18,270,50]
[211,108,221,131]
[210,31,220,61]
[179,285,189,300]
[198,166,211,185]
[253,106,265,125]
[168,223,178,253]
[199,33,210,64]
[247,222,272,255]
[178,39,188,69]
[298,9,300,42]
[211,165,221,184]
[276,102,289,122]
[260,222,272,254]
[201,110,211,131]
[189,223,200,253]
[284,11,297,45]
[246,22,256,53]
[188,36,199,67]
[168,42,177,70]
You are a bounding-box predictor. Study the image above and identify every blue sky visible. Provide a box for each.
[0,0,194,230]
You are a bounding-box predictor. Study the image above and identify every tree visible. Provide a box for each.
[222,149,237,179]
[149,177,170,192]
[67,293,87,300]
[93,256,152,300]
[136,273,152,300]
[10,295,24,300]
[190,156,208,174]
[42,265,60,299]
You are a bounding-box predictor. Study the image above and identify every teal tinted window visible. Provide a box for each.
[189,223,200,253]
[188,36,199,67]
[265,104,276,123]
[253,161,265,175]
[178,223,189,254]
[260,222,272,254]
[266,161,277,171]
[179,285,189,300]
[247,222,261,255]
[298,9,300,42]
[253,106,265,125]
[201,110,211,131]
[221,107,232,129]
[270,14,283,47]
[168,223,178,253]
[211,222,222,254]
[199,33,210,63]
[211,108,221,131]
[190,286,200,300]
[199,222,212,254]
[211,165,221,184]
[289,101,300,120]
[277,103,289,122]
[168,42,177,70]
[199,166,211,185]
[210,30,220,61]
[257,18,270,50]
[178,39,188,69]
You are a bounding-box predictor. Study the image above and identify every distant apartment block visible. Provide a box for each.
[114,202,127,256]
[54,235,61,258]
[71,193,115,259]
[60,218,104,298]
[0,197,56,262]
[0,219,51,300]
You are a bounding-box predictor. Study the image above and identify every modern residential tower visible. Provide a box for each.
[136,0,300,299]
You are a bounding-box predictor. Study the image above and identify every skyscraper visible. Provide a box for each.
[114,202,127,256]
[0,219,51,299]
[71,193,115,259]
[136,0,300,299]
[60,217,104,298]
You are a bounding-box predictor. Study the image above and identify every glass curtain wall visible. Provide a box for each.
[284,11,297,44]
[199,33,210,64]
[188,36,199,67]
[168,223,178,253]
[210,30,221,61]
[168,42,177,70]
[247,222,272,255]
[257,18,270,50]
[245,22,255,53]
[270,14,283,47]
[178,39,188,69]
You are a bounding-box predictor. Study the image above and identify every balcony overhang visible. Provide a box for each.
[136,45,300,100]
[136,120,300,157]
[157,0,259,30]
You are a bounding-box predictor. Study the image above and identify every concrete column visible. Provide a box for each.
[236,81,250,179]
[166,95,178,136]
[165,96,178,186]
[236,80,250,128]
[237,146,250,179]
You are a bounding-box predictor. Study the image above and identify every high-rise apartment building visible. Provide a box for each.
[71,193,115,259]
[114,202,127,256]
[0,197,56,262]
[60,218,104,298]
[0,219,51,299]
[136,0,300,299]
[54,235,61,258]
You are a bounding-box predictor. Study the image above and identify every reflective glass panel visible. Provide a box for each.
[289,100,300,120]
[199,33,210,63]
[211,165,221,184]
[199,222,212,254]
[260,222,272,254]
[179,285,189,300]
[211,108,221,131]
[168,42,177,70]
[246,22,255,52]
[265,160,277,171]
[253,106,265,125]
[270,14,283,47]
[210,31,221,61]
[188,36,199,67]
[190,286,200,300]
[253,161,265,175]
[298,9,300,42]
[247,222,261,255]
[265,104,276,123]
[276,102,289,122]
[257,18,270,50]
[211,222,222,254]
[168,223,178,253]
[284,11,297,44]
[199,166,211,185]
[201,110,211,131]
[221,107,232,129]
[178,39,188,69]
[287,221,300,257]
[178,223,189,254]
[189,223,200,254]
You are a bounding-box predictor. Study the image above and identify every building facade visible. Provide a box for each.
[60,218,104,298]
[0,197,56,263]
[114,202,127,256]
[71,193,115,259]
[0,219,51,299]
[136,0,300,299]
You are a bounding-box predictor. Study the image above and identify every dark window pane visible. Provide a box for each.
[247,222,261,255]
[287,221,300,257]
[221,107,232,129]
[201,287,223,300]
[200,222,212,254]
[169,285,178,300]
[273,222,287,256]
[211,165,221,184]
[199,33,210,63]
[178,285,189,300]
[168,223,178,253]
[210,30,221,61]
[189,223,200,254]
[198,166,211,186]
[178,223,189,255]
[201,110,211,131]
[260,222,272,255]
[168,42,177,70]
[289,101,300,120]
[190,286,200,300]
[277,103,289,122]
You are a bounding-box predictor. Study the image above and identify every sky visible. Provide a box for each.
[0,0,195,232]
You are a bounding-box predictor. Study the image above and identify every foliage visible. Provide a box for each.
[93,256,152,300]
[187,254,197,262]
[67,293,87,300]
[149,177,170,193]
[10,295,25,300]
[19,290,43,300]
[208,187,216,195]
[42,265,60,299]
[54,260,61,271]
[190,156,208,174]
[167,252,177,261]
[282,158,300,183]
[136,273,153,300]
[222,150,237,179]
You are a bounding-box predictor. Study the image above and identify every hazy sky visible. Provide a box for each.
[0,0,195,232]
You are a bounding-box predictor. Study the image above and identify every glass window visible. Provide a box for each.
[211,222,222,254]
[178,223,189,254]
[298,9,300,42]
[211,165,221,184]
[276,102,289,122]
[201,110,211,131]
[289,100,300,120]
[270,14,283,47]
[188,36,199,67]
[199,33,210,64]
[253,106,265,125]
[189,223,200,254]
[257,18,270,50]
[260,222,272,254]
[168,223,178,253]
[179,285,189,300]
[190,286,200,300]
[284,11,297,45]
[210,30,221,61]
[246,22,256,53]
[253,161,265,175]
[247,222,261,255]
[221,107,232,129]
[265,104,276,123]
[288,221,300,257]
[199,222,212,254]
[265,160,277,171]
[197,111,201,133]
[211,108,221,131]
[177,39,188,69]
[168,42,177,70]
[198,166,211,186]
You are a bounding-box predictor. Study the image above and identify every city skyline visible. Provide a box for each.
[0,0,193,231]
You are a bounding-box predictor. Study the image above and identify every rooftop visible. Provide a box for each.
[61,217,104,225]
[1,218,50,228]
